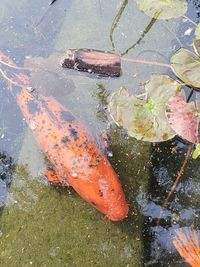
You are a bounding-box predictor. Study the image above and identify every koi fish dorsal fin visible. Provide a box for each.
[173,227,200,267]
[43,168,67,185]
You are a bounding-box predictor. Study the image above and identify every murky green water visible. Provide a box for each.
[0,0,200,266]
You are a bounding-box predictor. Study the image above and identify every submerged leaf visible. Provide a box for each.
[171,48,200,89]
[109,75,184,142]
[166,96,198,143]
[136,0,187,20]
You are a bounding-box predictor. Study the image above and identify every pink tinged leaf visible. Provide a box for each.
[166,96,198,143]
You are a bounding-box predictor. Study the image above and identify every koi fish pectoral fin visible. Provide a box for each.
[42,167,69,186]
[98,130,113,157]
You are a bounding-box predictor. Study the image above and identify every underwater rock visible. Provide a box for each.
[0,152,15,207]
[0,152,14,188]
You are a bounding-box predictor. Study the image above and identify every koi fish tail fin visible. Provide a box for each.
[0,51,30,97]
[173,227,200,267]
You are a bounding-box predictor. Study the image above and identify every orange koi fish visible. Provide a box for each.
[173,227,200,267]
[0,52,129,221]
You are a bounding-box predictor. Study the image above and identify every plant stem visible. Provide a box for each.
[109,0,128,49]
[121,56,171,69]
[121,12,160,56]
[157,145,193,225]
[186,89,194,103]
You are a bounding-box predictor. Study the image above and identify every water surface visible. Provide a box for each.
[0,1,200,266]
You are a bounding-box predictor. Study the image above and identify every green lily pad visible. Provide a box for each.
[136,0,187,20]
[171,48,200,89]
[108,74,184,142]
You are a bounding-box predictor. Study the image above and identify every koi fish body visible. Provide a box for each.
[17,88,128,221]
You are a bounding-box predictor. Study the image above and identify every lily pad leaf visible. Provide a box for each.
[171,48,200,89]
[193,23,200,56]
[166,96,198,143]
[144,74,184,103]
[136,0,187,20]
[193,39,200,57]
[108,74,184,142]
[195,23,200,40]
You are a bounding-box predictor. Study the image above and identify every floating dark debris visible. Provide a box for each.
[61,48,121,77]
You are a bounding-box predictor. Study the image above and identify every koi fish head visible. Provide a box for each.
[67,156,129,221]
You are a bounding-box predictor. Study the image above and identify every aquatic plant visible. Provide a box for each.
[108,74,184,142]
[109,0,200,147]
[109,23,200,154]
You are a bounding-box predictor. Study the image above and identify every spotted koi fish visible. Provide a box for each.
[0,51,129,221]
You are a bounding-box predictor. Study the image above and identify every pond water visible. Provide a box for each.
[0,0,200,266]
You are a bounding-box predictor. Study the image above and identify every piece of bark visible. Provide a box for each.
[61,48,121,77]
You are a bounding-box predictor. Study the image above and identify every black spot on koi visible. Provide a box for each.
[61,111,75,122]
[53,144,59,149]
[99,190,103,197]
[69,128,78,140]
[27,100,39,115]
[61,136,70,144]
